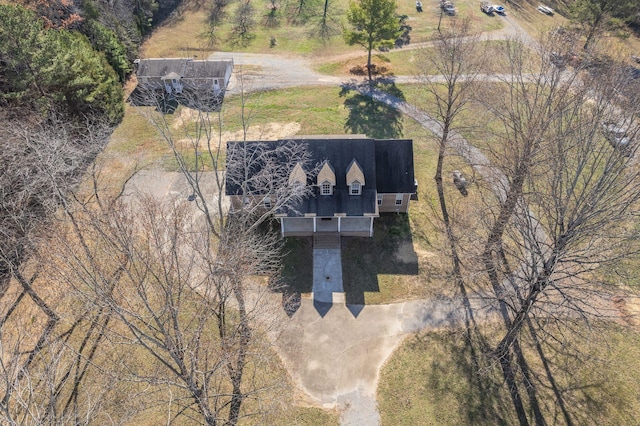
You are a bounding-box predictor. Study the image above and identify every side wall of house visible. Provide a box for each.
[229,194,267,212]
[225,62,233,87]
[340,217,372,237]
[280,216,373,237]
[378,193,411,213]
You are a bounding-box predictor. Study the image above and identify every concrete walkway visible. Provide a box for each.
[312,248,344,316]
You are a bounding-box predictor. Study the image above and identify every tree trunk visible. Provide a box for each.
[583,14,603,51]
[226,279,250,425]
[367,40,373,82]
[498,346,531,426]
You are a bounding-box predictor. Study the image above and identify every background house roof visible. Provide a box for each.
[135,58,233,80]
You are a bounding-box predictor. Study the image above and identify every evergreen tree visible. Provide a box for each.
[344,0,401,81]
[0,4,123,123]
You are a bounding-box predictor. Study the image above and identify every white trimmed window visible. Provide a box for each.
[264,197,272,209]
[321,182,333,196]
[395,194,403,206]
[377,194,383,206]
[350,182,361,196]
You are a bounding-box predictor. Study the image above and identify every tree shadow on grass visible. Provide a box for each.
[381,320,632,425]
[379,328,513,425]
[274,215,419,317]
[340,80,405,139]
[341,214,418,316]
[275,236,313,317]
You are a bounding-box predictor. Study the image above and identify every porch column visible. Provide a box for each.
[338,216,341,233]
[280,218,284,237]
[313,217,317,233]
[369,216,374,237]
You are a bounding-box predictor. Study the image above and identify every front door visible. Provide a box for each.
[317,217,338,232]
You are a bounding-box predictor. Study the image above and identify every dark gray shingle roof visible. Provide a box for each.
[374,139,415,194]
[226,137,414,217]
[135,58,232,80]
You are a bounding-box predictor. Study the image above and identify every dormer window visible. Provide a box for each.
[288,163,307,192]
[321,182,333,196]
[292,181,303,195]
[346,159,365,196]
[317,161,336,196]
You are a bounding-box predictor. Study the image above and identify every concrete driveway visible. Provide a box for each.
[269,292,502,425]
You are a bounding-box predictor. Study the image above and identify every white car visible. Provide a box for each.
[492,5,505,14]
[538,5,554,15]
[480,2,493,13]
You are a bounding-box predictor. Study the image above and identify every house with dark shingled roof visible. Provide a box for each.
[131,58,234,111]
[225,136,416,237]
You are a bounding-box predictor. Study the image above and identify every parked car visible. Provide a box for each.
[441,0,455,15]
[602,122,634,155]
[480,2,493,13]
[416,0,423,12]
[537,4,554,15]
[492,5,505,14]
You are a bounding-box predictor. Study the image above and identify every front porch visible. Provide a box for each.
[279,216,375,237]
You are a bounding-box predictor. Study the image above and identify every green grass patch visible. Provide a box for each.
[280,236,314,295]
[107,104,166,157]
[139,0,515,60]
[263,405,340,426]
[141,5,214,58]
[315,40,533,78]
[222,86,351,135]
[379,322,640,425]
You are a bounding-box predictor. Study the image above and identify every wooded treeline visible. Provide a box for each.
[0,0,186,294]
[1,0,184,123]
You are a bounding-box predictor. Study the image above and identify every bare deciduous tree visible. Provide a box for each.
[0,113,130,424]
[415,18,484,291]
[231,0,256,46]
[473,35,640,425]
[82,86,316,424]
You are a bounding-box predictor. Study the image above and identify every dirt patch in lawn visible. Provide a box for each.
[613,296,640,326]
[222,121,302,141]
[173,121,302,149]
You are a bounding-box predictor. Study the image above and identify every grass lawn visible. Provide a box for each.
[140,0,509,59]
[378,322,640,425]
[316,40,525,77]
